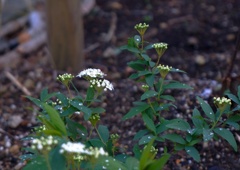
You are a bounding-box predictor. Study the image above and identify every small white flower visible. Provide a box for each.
[77,68,106,78]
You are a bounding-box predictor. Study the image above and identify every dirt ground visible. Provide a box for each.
[1,0,240,169]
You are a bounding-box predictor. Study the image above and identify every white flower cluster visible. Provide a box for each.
[31,136,58,151]
[77,68,106,78]
[77,68,114,91]
[213,97,232,106]
[90,79,114,91]
[153,43,168,49]
[157,64,172,71]
[60,142,108,159]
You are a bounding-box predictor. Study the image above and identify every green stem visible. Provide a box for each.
[70,81,80,96]
[147,98,156,115]
[156,55,161,66]
[211,110,223,130]
[44,153,51,170]
[157,78,164,99]
[141,35,144,51]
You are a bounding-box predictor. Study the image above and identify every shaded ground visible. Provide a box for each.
[1,0,240,169]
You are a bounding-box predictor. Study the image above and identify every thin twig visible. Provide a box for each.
[4,71,32,96]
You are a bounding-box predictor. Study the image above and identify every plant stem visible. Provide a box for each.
[211,110,223,130]
[147,98,156,115]
[44,153,51,170]
[141,35,144,51]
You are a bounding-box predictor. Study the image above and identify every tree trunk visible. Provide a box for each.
[46,0,84,73]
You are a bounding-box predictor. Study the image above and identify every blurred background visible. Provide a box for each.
[0,0,240,169]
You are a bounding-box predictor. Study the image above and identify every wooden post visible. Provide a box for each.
[46,0,84,73]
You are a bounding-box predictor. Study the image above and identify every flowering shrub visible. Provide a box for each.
[21,23,240,170]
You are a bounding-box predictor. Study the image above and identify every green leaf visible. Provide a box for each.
[134,129,148,140]
[192,108,204,129]
[197,97,215,121]
[70,100,92,120]
[128,61,146,71]
[164,82,192,90]
[170,68,186,73]
[185,146,200,162]
[144,44,153,50]
[89,139,105,148]
[86,87,95,102]
[23,155,48,170]
[146,74,155,87]
[129,73,140,79]
[141,90,158,100]
[95,156,127,170]
[122,103,150,120]
[50,145,66,170]
[40,88,48,102]
[139,138,155,170]
[26,96,42,108]
[126,157,139,170]
[139,135,154,145]
[214,128,237,151]
[141,53,151,61]
[91,107,105,114]
[98,125,109,143]
[127,46,141,53]
[142,113,156,134]
[225,93,240,105]
[61,106,78,117]
[42,103,67,136]
[66,118,87,140]
[166,119,191,132]
[203,129,214,141]
[163,134,186,144]
[146,153,170,170]
[238,85,240,100]
[56,92,69,107]
[160,95,175,102]
[137,70,152,77]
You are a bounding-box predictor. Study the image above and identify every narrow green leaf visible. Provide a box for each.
[185,146,200,162]
[203,129,214,141]
[42,103,67,136]
[129,73,140,79]
[139,135,154,145]
[23,155,48,170]
[91,107,105,114]
[138,70,152,76]
[127,46,141,53]
[166,119,191,132]
[98,125,109,143]
[89,139,105,148]
[139,138,155,170]
[146,74,155,87]
[144,44,153,50]
[214,128,237,151]
[40,88,48,102]
[86,87,95,102]
[142,113,156,134]
[163,134,186,144]
[192,108,204,129]
[164,82,192,90]
[26,96,42,108]
[238,85,240,100]
[133,129,148,141]
[128,61,145,71]
[146,153,170,170]
[141,90,158,100]
[56,92,69,107]
[197,97,215,121]
[126,157,139,170]
[122,103,150,120]
[70,100,92,120]
[170,68,186,73]
[141,53,151,61]
[160,95,175,102]
[50,145,66,170]
[225,93,240,105]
